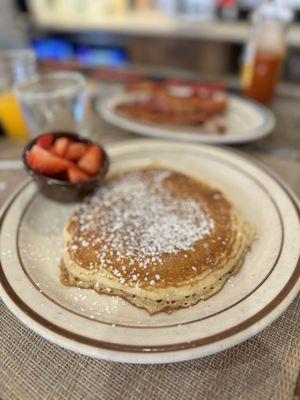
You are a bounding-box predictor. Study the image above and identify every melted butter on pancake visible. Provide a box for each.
[66,169,236,289]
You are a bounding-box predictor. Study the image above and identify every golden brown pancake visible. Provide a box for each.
[62,168,253,314]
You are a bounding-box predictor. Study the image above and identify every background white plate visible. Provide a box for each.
[0,140,299,364]
[98,93,275,144]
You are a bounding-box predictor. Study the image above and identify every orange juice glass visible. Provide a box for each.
[0,50,37,141]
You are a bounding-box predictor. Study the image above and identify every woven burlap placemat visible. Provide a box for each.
[0,155,300,400]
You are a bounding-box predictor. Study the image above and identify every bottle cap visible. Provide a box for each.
[252,0,293,24]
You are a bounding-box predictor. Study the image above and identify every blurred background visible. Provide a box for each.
[1,0,300,81]
[0,0,299,153]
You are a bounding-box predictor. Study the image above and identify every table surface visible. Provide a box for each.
[0,79,300,400]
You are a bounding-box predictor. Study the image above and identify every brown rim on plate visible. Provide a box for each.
[15,150,285,329]
[0,146,299,355]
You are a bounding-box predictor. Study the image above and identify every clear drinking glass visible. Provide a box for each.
[16,72,88,137]
[0,49,37,141]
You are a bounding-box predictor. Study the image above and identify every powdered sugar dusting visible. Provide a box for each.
[68,169,216,284]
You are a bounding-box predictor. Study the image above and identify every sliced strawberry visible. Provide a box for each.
[27,145,71,175]
[53,137,72,158]
[78,145,103,175]
[49,145,56,154]
[37,133,54,150]
[67,165,90,183]
[65,142,88,161]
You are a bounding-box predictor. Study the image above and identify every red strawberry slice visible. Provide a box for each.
[27,145,71,175]
[67,166,90,183]
[37,133,54,150]
[78,145,103,175]
[65,142,88,161]
[53,137,72,158]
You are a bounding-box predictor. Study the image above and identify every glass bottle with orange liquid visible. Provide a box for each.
[0,49,37,141]
[241,0,292,104]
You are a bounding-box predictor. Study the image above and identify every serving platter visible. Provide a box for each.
[0,140,299,363]
[98,93,275,144]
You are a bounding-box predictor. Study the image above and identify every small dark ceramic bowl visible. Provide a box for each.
[23,132,110,202]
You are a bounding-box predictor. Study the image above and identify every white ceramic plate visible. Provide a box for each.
[98,92,275,144]
[0,140,299,364]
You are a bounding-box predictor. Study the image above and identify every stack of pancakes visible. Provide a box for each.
[62,168,253,314]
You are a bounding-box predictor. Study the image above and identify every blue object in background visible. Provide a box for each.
[76,46,128,68]
[33,39,74,61]
[32,38,128,68]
